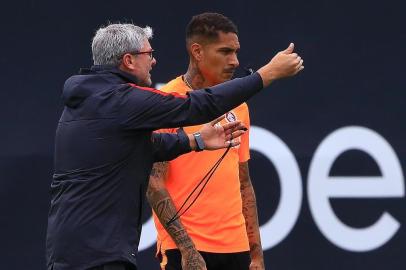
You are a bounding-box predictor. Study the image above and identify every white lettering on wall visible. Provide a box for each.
[140,125,404,252]
[308,126,404,251]
[249,126,303,249]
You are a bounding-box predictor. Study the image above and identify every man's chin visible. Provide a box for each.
[139,78,152,87]
[223,73,234,80]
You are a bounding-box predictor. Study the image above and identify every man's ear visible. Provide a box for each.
[121,54,134,69]
[190,43,203,62]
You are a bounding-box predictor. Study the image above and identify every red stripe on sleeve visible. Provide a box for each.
[128,83,187,99]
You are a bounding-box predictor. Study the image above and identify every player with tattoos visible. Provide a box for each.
[147,13,265,270]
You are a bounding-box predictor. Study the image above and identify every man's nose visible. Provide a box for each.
[230,54,239,67]
[151,57,157,66]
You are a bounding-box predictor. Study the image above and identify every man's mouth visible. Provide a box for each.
[224,69,235,74]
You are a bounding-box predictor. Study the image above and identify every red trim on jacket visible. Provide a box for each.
[128,83,187,99]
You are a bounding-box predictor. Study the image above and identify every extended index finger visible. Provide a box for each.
[210,115,225,126]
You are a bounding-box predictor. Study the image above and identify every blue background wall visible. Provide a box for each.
[1,0,405,269]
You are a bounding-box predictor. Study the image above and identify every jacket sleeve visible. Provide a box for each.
[118,72,263,130]
[152,129,192,162]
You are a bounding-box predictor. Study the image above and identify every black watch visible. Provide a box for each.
[193,132,205,152]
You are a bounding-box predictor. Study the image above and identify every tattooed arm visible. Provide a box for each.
[146,162,207,270]
[240,161,265,270]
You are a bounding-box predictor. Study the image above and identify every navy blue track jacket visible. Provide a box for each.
[46,65,263,270]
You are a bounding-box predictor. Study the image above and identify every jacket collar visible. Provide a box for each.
[79,65,140,85]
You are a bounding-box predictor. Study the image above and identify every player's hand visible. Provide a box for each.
[257,42,304,87]
[181,249,207,270]
[199,115,246,150]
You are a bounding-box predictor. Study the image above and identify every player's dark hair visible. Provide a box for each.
[186,12,238,44]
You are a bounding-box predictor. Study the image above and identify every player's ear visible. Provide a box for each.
[190,43,203,62]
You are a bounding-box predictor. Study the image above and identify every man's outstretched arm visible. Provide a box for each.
[147,162,207,270]
[121,43,304,131]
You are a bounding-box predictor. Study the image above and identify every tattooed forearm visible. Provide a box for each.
[150,161,167,178]
[147,162,195,251]
[182,250,206,270]
[239,162,265,266]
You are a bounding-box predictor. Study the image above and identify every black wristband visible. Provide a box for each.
[193,132,205,152]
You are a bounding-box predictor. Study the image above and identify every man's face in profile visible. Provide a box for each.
[131,40,157,86]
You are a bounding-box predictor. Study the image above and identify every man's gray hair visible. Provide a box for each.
[92,23,153,66]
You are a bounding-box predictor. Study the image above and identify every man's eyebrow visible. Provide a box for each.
[218,46,239,51]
